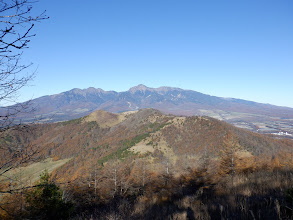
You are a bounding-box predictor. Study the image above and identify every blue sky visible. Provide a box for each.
[19,0,293,107]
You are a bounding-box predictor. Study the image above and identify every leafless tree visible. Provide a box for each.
[0,0,48,175]
[0,0,48,132]
[0,1,47,216]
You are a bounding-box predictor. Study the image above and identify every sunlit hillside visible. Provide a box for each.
[1,109,293,219]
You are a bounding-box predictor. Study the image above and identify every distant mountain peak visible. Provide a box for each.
[86,87,105,93]
[156,86,182,92]
[129,84,151,93]
[68,87,106,95]
[128,84,183,94]
[70,88,82,93]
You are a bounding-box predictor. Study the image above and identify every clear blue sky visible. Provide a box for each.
[19,0,293,107]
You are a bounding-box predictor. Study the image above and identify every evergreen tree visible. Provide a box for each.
[25,170,73,220]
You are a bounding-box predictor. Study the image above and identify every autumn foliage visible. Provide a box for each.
[1,109,293,219]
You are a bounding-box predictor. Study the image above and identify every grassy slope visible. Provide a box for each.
[0,158,72,188]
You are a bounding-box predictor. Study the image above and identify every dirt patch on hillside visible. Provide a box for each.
[129,143,155,154]
[84,110,137,128]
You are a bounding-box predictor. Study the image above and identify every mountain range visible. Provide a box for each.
[12,84,293,136]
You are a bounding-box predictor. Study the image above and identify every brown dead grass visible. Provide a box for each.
[84,110,137,128]
[129,142,155,154]
[0,158,72,188]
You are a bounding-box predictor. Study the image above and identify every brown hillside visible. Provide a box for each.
[2,109,293,219]
[1,108,292,184]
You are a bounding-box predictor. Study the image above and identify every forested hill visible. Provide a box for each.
[2,109,292,182]
[1,109,293,219]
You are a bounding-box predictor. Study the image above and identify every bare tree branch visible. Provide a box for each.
[0,1,48,216]
[0,0,48,131]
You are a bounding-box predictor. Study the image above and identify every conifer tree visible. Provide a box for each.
[25,170,73,220]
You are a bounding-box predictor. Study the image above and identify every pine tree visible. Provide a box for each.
[25,170,73,220]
